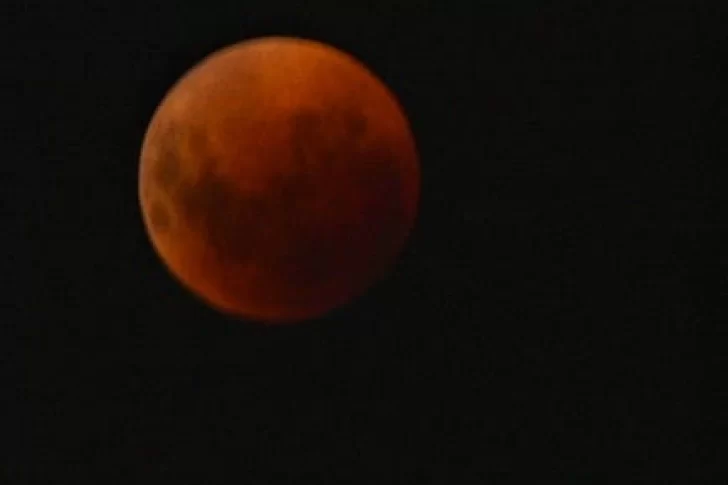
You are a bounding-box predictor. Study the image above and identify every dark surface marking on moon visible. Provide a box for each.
[149,118,212,193]
[152,150,182,193]
[176,158,316,269]
[279,107,407,288]
[335,108,370,160]
[278,105,406,286]
[268,170,316,225]
[289,107,370,173]
[148,200,171,233]
[332,85,371,138]
[146,118,227,240]
[174,153,350,291]
[289,109,324,172]
[176,163,263,266]
[184,123,212,167]
[344,110,368,140]
[149,121,184,193]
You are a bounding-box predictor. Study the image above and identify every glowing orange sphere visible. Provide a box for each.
[139,36,419,323]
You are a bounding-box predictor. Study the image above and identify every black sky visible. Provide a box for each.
[5,1,724,483]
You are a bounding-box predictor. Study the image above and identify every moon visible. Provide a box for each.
[138,36,420,323]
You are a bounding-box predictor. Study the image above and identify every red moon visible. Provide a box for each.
[138,36,420,323]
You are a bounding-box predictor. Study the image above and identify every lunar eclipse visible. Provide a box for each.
[138,36,420,323]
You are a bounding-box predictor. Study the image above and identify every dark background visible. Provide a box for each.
[4,1,724,483]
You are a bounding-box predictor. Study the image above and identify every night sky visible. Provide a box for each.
[6,1,723,483]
